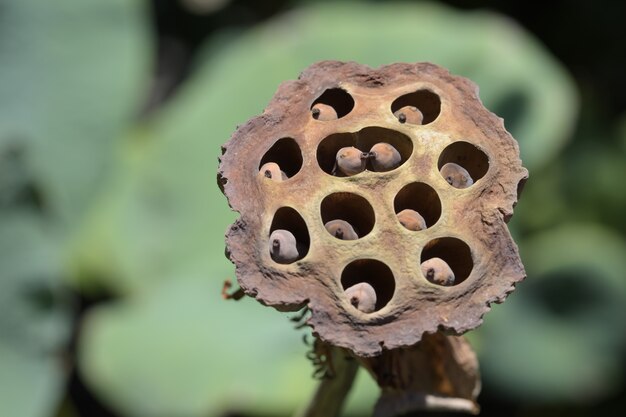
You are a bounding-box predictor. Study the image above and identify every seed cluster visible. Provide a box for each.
[218,61,527,357]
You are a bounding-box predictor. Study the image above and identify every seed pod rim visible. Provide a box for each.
[218,60,528,357]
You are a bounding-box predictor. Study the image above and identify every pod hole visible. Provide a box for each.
[341,259,395,312]
[420,237,473,286]
[437,141,489,188]
[391,89,441,125]
[316,126,413,176]
[321,192,375,239]
[394,182,441,229]
[269,207,310,263]
[311,88,354,119]
[258,137,303,180]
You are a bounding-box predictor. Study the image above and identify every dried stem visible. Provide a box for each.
[294,346,359,417]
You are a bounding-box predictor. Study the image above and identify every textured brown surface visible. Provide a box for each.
[218,60,527,357]
[362,332,481,415]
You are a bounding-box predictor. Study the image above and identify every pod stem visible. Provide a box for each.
[294,346,359,417]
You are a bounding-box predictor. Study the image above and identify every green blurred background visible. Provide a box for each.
[1,0,625,416]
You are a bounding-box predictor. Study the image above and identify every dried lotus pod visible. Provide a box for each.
[218,60,527,358]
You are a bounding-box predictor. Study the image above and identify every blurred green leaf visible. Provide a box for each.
[0,340,65,417]
[0,1,151,415]
[0,214,71,353]
[0,214,71,417]
[510,159,568,236]
[479,224,626,402]
[69,125,239,293]
[565,145,626,227]
[513,140,626,238]
[79,275,379,417]
[0,0,150,226]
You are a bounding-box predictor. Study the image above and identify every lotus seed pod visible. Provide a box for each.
[344,282,377,313]
[440,162,474,189]
[259,162,288,182]
[369,142,402,172]
[324,219,359,240]
[311,103,338,121]
[397,209,426,231]
[394,105,423,125]
[269,229,299,264]
[218,60,528,358]
[421,257,455,286]
[333,146,368,176]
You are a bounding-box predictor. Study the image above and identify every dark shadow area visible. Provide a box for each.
[491,89,529,136]
[437,141,489,185]
[391,89,441,124]
[421,237,473,285]
[394,182,442,229]
[317,127,413,175]
[269,207,310,260]
[320,192,375,238]
[341,259,395,311]
[311,88,355,119]
[258,137,303,179]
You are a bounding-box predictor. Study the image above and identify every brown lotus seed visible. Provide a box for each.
[324,219,359,240]
[311,103,338,121]
[269,229,299,264]
[333,146,369,176]
[421,257,455,286]
[440,162,474,189]
[259,162,288,182]
[394,105,423,125]
[369,142,401,172]
[397,209,426,231]
[344,282,377,313]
